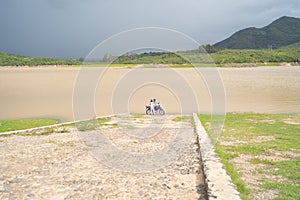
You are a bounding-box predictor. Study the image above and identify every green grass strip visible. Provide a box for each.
[199,113,300,200]
[0,119,58,133]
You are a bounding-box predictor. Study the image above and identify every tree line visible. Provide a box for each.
[1,45,300,66]
[0,52,82,66]
[111,45,300,64]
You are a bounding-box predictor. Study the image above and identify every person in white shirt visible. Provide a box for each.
[150,99,155,115]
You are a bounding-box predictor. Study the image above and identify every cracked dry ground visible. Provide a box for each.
[0,115,206,200]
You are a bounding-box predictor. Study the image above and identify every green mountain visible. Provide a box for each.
[214,16,300,49]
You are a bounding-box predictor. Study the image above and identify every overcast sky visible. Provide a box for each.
[1,0,300,59]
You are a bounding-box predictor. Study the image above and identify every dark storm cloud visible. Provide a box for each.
[0,0,299,59]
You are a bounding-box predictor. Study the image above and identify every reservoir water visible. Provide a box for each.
[0,66,299,122]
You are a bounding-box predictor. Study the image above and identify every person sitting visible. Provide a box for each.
[156,102,161,110]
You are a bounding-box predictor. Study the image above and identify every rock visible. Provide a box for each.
[50,195,65,200]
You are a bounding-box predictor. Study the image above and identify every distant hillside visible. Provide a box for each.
[214,16,300,49]
[0,52,82,66]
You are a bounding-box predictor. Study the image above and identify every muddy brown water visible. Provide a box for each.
[0,66,299,122]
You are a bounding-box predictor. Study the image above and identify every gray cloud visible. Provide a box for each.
[0,0,299,59]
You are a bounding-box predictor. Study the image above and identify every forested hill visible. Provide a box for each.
[214,16,300,49]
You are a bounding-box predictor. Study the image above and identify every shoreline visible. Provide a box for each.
[0,63,299,69]
[1,112,300,135]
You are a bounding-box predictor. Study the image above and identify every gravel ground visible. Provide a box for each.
[0,115,206,200]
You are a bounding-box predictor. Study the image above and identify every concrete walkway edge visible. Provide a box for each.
[0,114,117,136]
[193,113,242,200]
[0,124,65,136]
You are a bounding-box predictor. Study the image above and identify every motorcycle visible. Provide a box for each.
[145,104,165,115]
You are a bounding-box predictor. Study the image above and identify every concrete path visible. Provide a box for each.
[0,115,207,199]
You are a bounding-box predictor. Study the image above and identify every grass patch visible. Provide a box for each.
[0,119,58,133]
[76,119,99,131]
[199,113,300,200]
[172,116,183,122]
[227,145,268,155]
[272,159,300,182]
[19,127,55,136]
[172,116,192,122]
[169,63,216,68]
[215,143,250,199]
[47,139,57,144]
[74,117,114,131]
[60,141,75,147]
[79,63,139,68]
[169,64,194,68]
[131,114,144,118]
[110,123,119,128]
[262,183,299,200]
[0,134,12,138]
[97,117,112,124]
[62,122,75,127]
[173,116,194,127]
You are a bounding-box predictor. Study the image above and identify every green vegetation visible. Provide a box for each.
[0,126,67,137]
[168,64,194,68]
[60,141,75,147]
[211,48,300,64]
[131,114,144,118]
[80,63,139,67]
[108,16,300,66]
[0,52,81,66]
[199,113,300,200]
[113,52,188,64]
[109,17,300,66]
[172,115,194,127]
[19,127,55,136]
[111,48,300,66]
[215,143,250,199]
[172,116,191,122]
[98,117,113,125]
[0,118,58,133]
[47,139,57,144]
[76,119,99,131]
[214,16,300,49]
[74,117,118,131]
[2,47,300,67]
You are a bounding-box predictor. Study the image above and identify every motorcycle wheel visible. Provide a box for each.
[146,109,151,115]
[159,109,165,115]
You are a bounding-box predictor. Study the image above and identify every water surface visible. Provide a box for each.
[0,66,299,122]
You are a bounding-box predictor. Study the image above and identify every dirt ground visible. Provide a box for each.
[0,115,206,200]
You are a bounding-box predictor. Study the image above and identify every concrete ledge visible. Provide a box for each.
[193,113,241,200]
